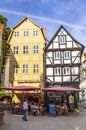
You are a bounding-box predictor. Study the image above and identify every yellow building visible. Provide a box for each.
[82,52,86,61]
[7,16,47,103]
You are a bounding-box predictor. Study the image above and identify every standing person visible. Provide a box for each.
[22,99,28,121]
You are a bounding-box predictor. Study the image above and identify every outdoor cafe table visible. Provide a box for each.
[13,105,22,114]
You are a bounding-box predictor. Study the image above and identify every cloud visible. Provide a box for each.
[2,0,52,4]
[0,8,86,31]
[39,0,51,4]
[5,0,31,2]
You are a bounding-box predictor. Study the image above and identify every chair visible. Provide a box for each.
[61,107,69,115]
[64,107,69,115]
[0,111,5,125]
[31,108,38,115]
[41,107,46,115]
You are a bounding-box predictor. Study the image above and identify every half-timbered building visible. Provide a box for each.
[44,25,84,88]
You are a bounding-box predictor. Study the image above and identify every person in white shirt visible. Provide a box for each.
[22,99,28,121]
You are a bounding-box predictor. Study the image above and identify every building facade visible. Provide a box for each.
[79,52,86,102]
[44,25,84,88]
[0,24,4,83]
[7,17,47,103]
[44,25,84,105]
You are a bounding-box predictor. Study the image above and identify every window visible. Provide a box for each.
[63,67,70,75]
[23,64,28,74]
[13,65,18,73]
[14,31,19,36]
[54,68,61,75]
[23,46,28,54]
[54,52,60,59]
[33,45,39,53]
[33,64,39,73]
[59,35,65,44]
[24,31,29,36]
[13,46,18,54]
[64,51,70,59]
[33,30,38,36]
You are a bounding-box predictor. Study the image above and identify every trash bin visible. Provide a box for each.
[48,103,56,117]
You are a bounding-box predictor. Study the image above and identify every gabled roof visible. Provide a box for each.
[7,16,44,43]
[44,25,85,51]
[13,16,41,29]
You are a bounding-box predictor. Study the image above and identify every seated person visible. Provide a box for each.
[38,103,43,115]
[56,103,62,115]
[31,103,39,115]
[39,102,46,115]
[61,102,69,115]
[31,103,35,113]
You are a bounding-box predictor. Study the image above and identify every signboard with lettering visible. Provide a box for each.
[68,95,75,111]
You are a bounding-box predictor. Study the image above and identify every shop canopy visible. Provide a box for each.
[42,86,81,92]
[4,86,40,91]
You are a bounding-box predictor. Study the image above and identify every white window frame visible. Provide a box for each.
[59,35,65,44]
[63,67,70,75]
[64,51,70,59]
[33,45,39,54]
[24,31,29,36]
[13,46,18,54]
[33,64,39,73]
[23,46,28,54]
[54,68,61,75]
[54,52,60,59]
[13,64,18,73]
[33,30,38,36]
[14,31,19,36]
[23,64,28,74]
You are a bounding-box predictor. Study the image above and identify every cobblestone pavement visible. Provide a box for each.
[0,108,86,130]
[80,102,86,109]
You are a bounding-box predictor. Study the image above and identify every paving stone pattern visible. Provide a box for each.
[0,108,86,130]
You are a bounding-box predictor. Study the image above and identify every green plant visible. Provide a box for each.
[0,91,10,97]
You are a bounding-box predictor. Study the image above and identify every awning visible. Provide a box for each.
[42,86,81,92]
[4,86,40,91]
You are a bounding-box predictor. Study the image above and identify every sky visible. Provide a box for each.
[0,0,86,51]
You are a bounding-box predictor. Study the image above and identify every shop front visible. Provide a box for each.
[4,86,40,104]
[43,86,81,111]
